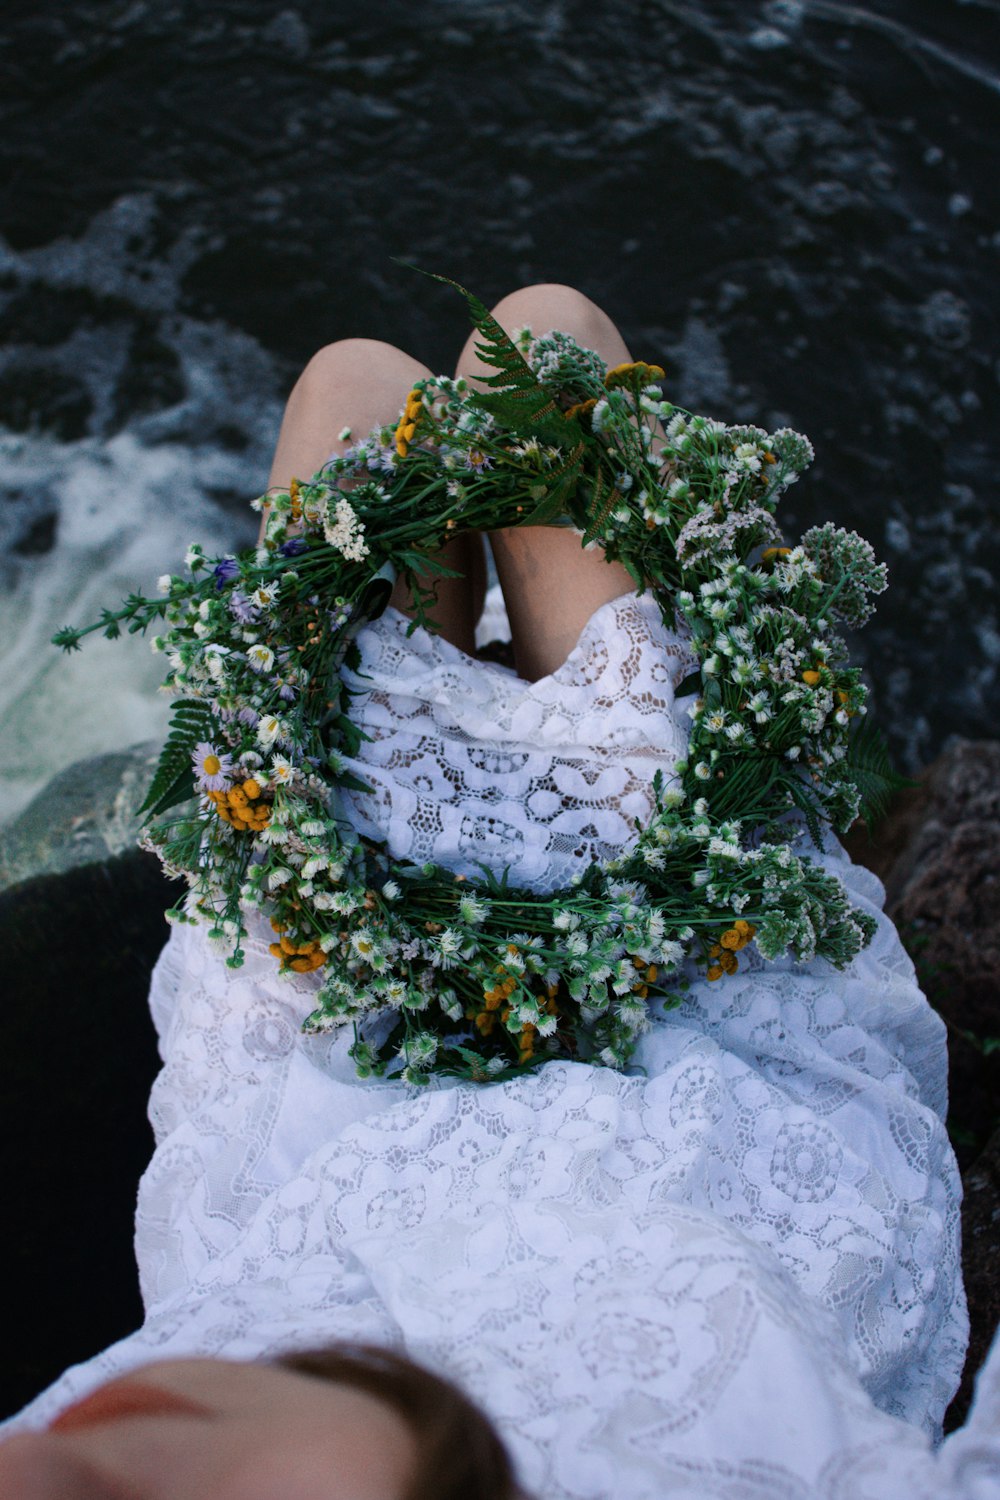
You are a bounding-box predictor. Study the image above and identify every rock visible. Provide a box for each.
[948,1126,1000,1429]
[0,743,160,892]
[847,739,1000,1430]
[0,849,180,1418]
[870,741,1000,1165]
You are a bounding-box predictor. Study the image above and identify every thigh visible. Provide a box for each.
[268,337,484,655]
[454,285,637,682]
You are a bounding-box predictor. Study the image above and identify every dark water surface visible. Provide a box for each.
[1,0,998,809]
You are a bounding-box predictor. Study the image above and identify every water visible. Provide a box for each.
[1,0,997,820]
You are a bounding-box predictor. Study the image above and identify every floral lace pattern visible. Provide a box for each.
[338,591,696,892]
[7,596,998,1500]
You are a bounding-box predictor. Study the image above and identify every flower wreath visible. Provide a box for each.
[56,276,898,1084]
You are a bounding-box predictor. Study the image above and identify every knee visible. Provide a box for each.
[489,283,619,348]
[295,338,424,398]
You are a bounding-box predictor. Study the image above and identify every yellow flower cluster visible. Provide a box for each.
[604,360,665,389]
[629,954,659,1000]
[468,946,560,1064]
[706,920,757,982]
[268,918,325,974]
[394,389,424,458]
[564,396,598,425]
[207,778,270,833]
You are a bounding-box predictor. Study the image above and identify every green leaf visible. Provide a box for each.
[140,698,216,816]
[403,265,572,441]
[334,770,374,795]
[143,765,196,820]
[842,719,915,827]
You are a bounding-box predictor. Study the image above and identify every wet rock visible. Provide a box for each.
[0,850,176,1418]
[0,365,93,441]
[0,744,160,892]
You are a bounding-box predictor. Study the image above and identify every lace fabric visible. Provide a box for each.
[6,591,998,1500]
[338,591,696,892]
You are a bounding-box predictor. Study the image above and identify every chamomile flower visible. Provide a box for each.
[270,756,296,785]
[192,742,233,792]
[247,644,275,673]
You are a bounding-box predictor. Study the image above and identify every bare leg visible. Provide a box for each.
[454,284,637,682]
[268,338,485,655]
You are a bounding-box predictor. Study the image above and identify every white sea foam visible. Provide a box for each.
[0,428,263,823]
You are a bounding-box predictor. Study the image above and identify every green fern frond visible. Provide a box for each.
[140,698,216,817]
[842,719,915,827]
[784,775,826,848]
[405,267,571,442]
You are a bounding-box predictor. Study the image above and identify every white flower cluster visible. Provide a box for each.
[322,497,369,561]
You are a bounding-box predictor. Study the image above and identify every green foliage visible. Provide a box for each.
[416,268,579,445]
[842,719,914,827]
[139,699,215,817]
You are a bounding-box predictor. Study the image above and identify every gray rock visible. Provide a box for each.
[847,739,1000,1429]
[0,743,160,892]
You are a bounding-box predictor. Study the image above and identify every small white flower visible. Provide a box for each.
[256,715,284,749]
[270,756,295,785]
[247,644,275,673]
[694,762,712,781]
[156,574,173,595]
[267,867,293,890]
[258,823,289,845]
[382,880,401,902]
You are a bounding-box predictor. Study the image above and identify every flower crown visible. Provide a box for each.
[55,277,894,1084]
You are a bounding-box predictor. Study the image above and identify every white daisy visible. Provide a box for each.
[247,644,275,673]
[192,741,233,792]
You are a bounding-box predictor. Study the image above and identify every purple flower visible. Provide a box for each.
[278,683,297,702]
[228,591,260,623]
[213,556,240,590]
[279,538,309,558]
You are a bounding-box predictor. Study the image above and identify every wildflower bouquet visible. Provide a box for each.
[55,277,895,1083]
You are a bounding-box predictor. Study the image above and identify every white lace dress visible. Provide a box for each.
[7,592,1000,1499]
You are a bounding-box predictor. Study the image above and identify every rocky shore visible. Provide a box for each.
[1,738,997,1423]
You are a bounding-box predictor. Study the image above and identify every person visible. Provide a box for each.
[2,285,999,1499]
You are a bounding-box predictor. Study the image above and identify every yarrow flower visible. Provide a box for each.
[323,497,369,561]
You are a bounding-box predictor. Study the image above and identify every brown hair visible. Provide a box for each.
[275,1342,523,1500]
